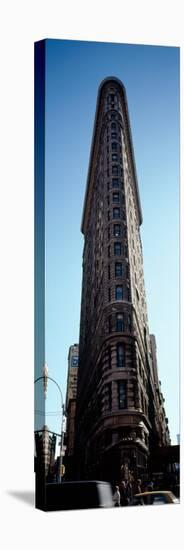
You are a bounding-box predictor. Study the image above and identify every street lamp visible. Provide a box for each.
[34,364,65,482]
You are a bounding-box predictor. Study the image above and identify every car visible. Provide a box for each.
[45,480,114,511]
[132,490,179,506]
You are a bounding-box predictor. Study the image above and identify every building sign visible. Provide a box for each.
[71,356,78,367]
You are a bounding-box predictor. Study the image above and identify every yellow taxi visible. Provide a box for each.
[132,491,179,505]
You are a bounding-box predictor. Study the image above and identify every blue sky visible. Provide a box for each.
[36,39,179,444]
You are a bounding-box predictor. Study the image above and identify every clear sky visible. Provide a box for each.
[36,39,179,445]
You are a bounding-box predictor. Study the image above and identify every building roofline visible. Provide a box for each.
[81,76,143,234]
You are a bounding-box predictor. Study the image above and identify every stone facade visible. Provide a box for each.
[35,426,56,478]
[74,77,170,483]
[150,335,171,447]
[65,344,79,477]
[66,344,79,408]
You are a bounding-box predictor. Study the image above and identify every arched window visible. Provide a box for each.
[115,262,123,276]
[112,178,119,187]
[115,285,123,300]
[113,207,120,219]
[114,242,121,256]
[118,380,127,409]
[112,165,118,175]
[116,313,124,332]
[113,224,121,237]
[113,192,119,203]
[117,344,125,367]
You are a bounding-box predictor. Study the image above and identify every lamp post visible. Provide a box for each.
[34,364,65,482]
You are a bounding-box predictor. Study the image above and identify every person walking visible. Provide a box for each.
[125,480,133,505]
[113,485,121,507]
[120,481,127,506]
[147,480,154,491]
[136,479,142,494]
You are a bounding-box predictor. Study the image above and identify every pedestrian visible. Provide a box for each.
[113,485,121,507]
[125,480,133,505]
[120,481,127,506]
[136,479,142,494]
[147,480,154,491]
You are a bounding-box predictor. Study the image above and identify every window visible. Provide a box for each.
[128,314,132,331]
[105,383,112,411]
[117,344,125,368]
[107,227,110,240]
[107,383,112,409]
[113,207,120,219]
[108,287,111,302]
[108,315,112,333]
[114,242,121,256]
[144,327,148,352]
[113,224,121,237]
[107,210,110,221]
[112,153,118,162]
[116,313,124,332]
[107,346,111,369]
[108,245,110,258]
[124,244,128,257]
[112,178,119,187]
[108,265,111,279]
[115,262,123,277]
[152,495,167,505]
[138,358,142,377]
[112,142,117,151]
[112,165,118,175]
[118,380,127,409]
[111,122,116,130]
[113,192,119,203]
[136,288,139,302]
[115,285,123,300]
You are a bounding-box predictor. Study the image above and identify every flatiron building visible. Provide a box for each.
[74,77,170,482]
